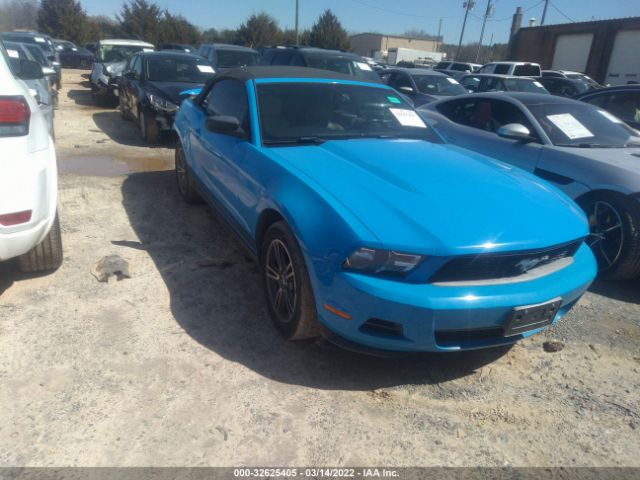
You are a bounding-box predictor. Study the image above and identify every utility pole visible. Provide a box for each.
[475,0,493,62]
[295,0,300,45]
[456,0,475,59]
[436,18,442,53]
[541,0,549,25]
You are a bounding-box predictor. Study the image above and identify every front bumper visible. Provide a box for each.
[315,243,596,352]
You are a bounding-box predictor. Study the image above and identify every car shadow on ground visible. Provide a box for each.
[93,111,175,149]
[66,89,97,107]
[589,278,640,304]
[0,261,17,296]
[120,171,510,391]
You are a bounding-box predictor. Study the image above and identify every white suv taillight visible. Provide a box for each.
[0,96,30,136]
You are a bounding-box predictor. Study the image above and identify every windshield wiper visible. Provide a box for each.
[264,136,326,146]
[556,143,626,148]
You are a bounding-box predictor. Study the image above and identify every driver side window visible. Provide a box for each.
[203,79,250,133]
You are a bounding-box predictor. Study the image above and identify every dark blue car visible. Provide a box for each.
[172,66,596,353]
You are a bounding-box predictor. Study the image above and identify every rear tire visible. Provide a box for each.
[579,192,640,280]
[175,144,201,204]
[18,213,63,273]
[139,108,159,144]
[261,221,321,340]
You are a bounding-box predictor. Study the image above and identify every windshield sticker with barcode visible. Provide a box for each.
[355,62,373,71]
[598,109,623,123]
[197,65,215,73]
[446,77,459,84]
[34,37,45,42]
[389,108,427,128]
[387,96,401,104]
[533,81,543,87]
[142,48,154,52]
[546,113,593,139]
[7,49,19,59]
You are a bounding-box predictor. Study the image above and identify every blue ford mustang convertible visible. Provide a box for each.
[173,67,596,353]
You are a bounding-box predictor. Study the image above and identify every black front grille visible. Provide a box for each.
[429,240,582,283]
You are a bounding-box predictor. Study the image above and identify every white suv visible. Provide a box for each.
[477,61,541,77]
[0,41,62,272]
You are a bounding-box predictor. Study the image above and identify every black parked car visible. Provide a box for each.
[259,46,381,83]
[159,43,196,53]
[197,43,259,70]
[118,51,216,143]
[536,76,590,98]
[576,85,640,129]
[379,68,467,107]
[54,39,95,68]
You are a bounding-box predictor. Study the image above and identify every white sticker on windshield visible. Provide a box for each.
[7,49,19,59]
[143,48,154,52]
[598,109,623,124]
[356,62,373,71]
[389,108,427,128]
[197,65,215,73]
[446,77,459,84]
[547,113,593,139]
[34,36,45,43]
[533,81,543,87]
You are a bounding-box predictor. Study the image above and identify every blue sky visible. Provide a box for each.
[81,0,639,44]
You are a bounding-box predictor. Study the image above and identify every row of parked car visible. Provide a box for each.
[1,32,639,355]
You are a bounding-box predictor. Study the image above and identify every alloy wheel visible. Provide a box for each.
[585,200,624,269]
[265,239,297,324]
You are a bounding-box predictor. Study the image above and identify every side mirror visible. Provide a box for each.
[497,123,533,141]
[14,59,44,80]
[205,115,245,137]
[398,85,415,96]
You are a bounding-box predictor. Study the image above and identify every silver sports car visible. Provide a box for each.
[419,92,640,280]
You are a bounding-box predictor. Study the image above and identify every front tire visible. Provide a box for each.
[175,144,201,204]
[261,221,321,340]
[579,192,640,280]
[139,107,159,144]
[18,213,63,273]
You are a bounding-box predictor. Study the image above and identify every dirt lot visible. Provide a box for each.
[0,70,639,467]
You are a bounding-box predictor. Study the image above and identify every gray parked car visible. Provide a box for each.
[3,41,54,137]
[418,92,640,279]
[379,68,468,107]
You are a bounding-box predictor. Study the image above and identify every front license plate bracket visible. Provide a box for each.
[504,298,562,337]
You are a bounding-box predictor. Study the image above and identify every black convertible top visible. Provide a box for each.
[215,66,369,83]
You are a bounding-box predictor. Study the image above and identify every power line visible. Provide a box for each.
[487,0,544,22]
[346,0,463,19]
[549,1,574,22]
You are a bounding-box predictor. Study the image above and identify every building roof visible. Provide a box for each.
[519,15,640,30]
[350,32,440,42]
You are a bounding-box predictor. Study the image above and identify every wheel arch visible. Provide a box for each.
[255,208,285,261]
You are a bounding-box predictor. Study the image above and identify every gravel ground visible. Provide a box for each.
[0,70,638,467]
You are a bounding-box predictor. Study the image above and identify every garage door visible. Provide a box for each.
[551,33,593,72]
[606,30,640,86]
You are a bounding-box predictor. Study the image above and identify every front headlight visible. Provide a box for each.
[149,94,178,113]
[342,247,425,276]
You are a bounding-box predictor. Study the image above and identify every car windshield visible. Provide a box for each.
[4,43,33,61]
[216,49,258,68]
[99,44,150,63]
[257,83,442,145]
[505,79,548,93]
[528,102,640,147]
[305,55,381,82]
[146,56,215,83]
[566,73,596,84]
[2,34,54,54]
[412,75,467,96]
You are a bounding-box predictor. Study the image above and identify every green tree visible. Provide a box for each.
[159,11,201,45]
[87,14,122,40]
[0,0,38,31]
[116,0,162,44]
[309,9,349,50]
[235,12,280,48]
[37,0,91,43]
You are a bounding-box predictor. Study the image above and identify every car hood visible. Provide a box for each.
[270,139,588,255]
[146,81,205,105]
